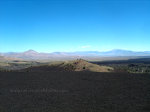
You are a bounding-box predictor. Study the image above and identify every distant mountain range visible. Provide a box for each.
[1,49,150,60]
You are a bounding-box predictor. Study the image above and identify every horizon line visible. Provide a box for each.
[1,49,150,53]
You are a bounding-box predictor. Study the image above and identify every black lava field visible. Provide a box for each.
[0,71,150,112]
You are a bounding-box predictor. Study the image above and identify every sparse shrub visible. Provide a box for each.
[83,67,86,69]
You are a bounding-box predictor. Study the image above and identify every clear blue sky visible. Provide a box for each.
[0,0,150,52]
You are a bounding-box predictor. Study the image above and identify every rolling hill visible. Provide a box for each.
[22,59,113,72]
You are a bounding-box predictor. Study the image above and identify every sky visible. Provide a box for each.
[0,0,150,52]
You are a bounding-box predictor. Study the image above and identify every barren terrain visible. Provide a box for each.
[0,71,150,112]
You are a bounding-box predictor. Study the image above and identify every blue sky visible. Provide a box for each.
[0,0,150,52]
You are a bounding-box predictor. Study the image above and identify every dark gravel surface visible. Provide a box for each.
[0,72,150,112]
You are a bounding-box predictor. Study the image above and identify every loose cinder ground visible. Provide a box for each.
[0,71,150,112]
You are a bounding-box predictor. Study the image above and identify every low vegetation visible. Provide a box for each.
[93,58,150,73]
[1,58,150,73]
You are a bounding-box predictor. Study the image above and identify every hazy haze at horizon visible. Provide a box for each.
[0,0,150,52]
